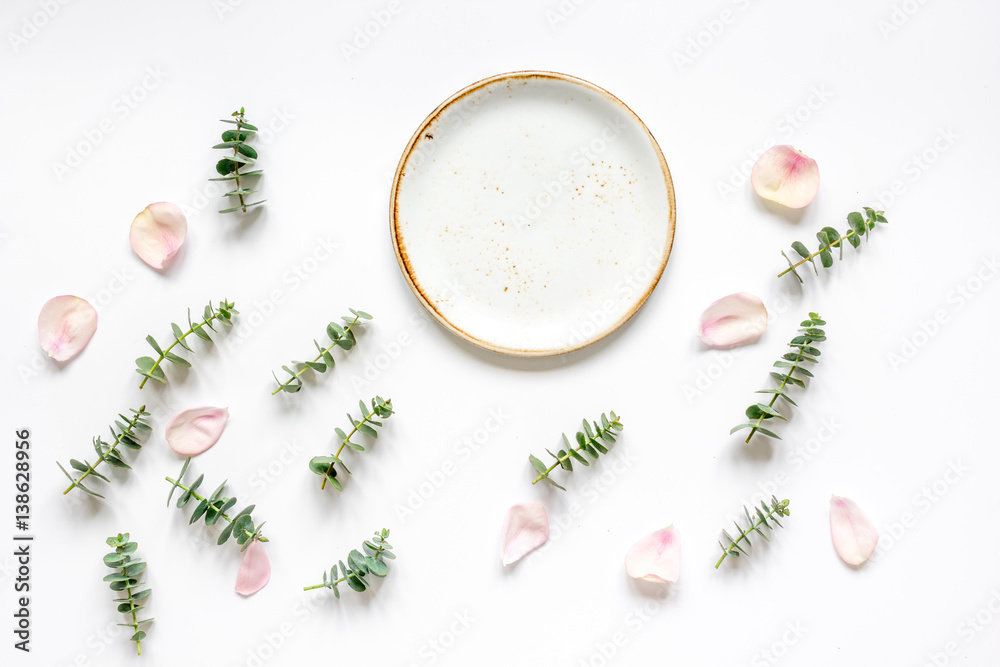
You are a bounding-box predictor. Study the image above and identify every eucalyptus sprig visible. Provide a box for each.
[271,309,372,395]
[210,107,266,214]
[57,406,151,498]
[165,458,267,551]
[304,529,395,597]
[103,533,153,655]
[528,412,623,490]
[779,207,888,282]
[136,299,237,388]
[731,313,825,443]
[715,496,791,568]
[309,396,393,491]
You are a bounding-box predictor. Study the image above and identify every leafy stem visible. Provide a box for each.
[103,533,153,654]
[528,412,623,490]
[715,497,791,568]
[57,406,151,498]
[210,107,266,214]
[166,458,266,550]
[309,396,394,491]
[730,313,825,443]
[304,529,395,598]
[779,207,888,282]
[136,299,237,388]
[272,309,371,395]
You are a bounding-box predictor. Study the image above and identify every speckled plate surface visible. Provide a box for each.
[390,71,676,356]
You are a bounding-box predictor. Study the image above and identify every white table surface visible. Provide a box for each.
[2,1,999,665]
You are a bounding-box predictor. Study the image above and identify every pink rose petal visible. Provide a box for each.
[625,524,680,583]
[38,295,98,361]
[129,201,187,269]
[165,407,229,456]
[830,495,879,566]
[501,503,549,566]
[236,540,271,596]
[751,145,820,209]
[698,292,767,347]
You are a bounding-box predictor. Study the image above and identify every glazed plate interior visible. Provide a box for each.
[391,71,676,356]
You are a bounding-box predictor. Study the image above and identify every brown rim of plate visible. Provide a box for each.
[389,70,676,358]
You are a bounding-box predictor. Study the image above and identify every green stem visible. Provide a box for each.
[63,407,145,494]
[532,421,620,485]
[139,312,222,389]
[304,543,387,590]
[777,229,859,278]
[233,114,246,212]
[715,504,785,569]
[272,315,363,395]
[320,404,379,490]
[163,477,256,542]
[745,365,796,444]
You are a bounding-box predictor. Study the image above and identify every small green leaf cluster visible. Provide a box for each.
[166,458,266,551]
[103,533,153,655]
[272,309,372,395]
[528,412,623,490]
[309,396,394,491]
[210,107,266,214]
[136,299,237,388]
[780,207,888,282]
[715,497,790,569]
[731,313,825,443]
[57,406,151,498]
[304,529,395,598]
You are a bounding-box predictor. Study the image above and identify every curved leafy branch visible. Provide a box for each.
[210,107,266,214]
[731,313,825,443]
[57,406,151,498]
[304,529,394,597]
[715,496,791,568]
[780,207,888,282]
[310,396,393,491]
[528,412,623,490]
[165,458,266,551]
[272,309,371,395]
[103,533,153,655]
[136,299,237,388]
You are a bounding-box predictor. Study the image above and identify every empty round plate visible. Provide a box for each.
[390,71,675,356]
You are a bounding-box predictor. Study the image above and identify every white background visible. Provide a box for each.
[2,1,999,666]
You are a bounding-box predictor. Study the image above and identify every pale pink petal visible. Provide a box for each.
[236,540,271,596]
[625,524,680,583]
[751,145,820,209]
[698,292,767,347]
[501,503,549,566]
[165,407,229,456]
[38,295,98,361]
[830,495,879,566]
[129,201,187,269]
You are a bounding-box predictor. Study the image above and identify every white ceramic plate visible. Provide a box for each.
[391,71,675,356]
